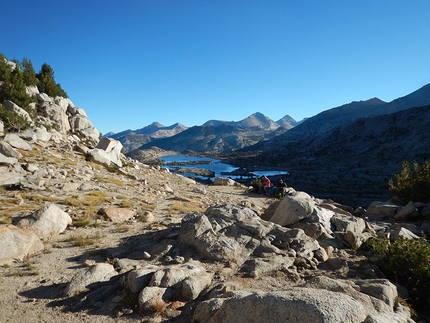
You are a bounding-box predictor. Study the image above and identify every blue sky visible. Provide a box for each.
[2,1,430,135]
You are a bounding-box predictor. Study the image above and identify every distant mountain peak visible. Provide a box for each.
[149,121,164,128]
[276,115,298,129]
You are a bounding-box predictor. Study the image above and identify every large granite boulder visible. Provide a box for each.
[270,191,315,226]
[18,204,72,240]
[192,288,367,323]
[0,225,44,265]
[95,137,123,167]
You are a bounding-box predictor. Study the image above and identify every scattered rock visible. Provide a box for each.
[98,207,135,223]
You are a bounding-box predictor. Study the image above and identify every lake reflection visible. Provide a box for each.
[159,154,287,179]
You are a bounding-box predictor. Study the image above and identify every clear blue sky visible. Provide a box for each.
[3,1,430,135]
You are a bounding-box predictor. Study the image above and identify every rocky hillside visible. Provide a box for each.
[1,57,430,322]
[226,85,430,207]
[273,83,430,143]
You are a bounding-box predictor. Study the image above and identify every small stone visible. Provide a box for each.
[122,307,133,315]
[173,256,185,264]
[84,260,96,267]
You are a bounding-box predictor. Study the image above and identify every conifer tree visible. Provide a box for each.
[0,56,33,109]
[21,58,38,86]
[0,54,11,82]
[37,62,68,98]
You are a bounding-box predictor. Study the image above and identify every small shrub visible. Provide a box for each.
[366,237,430,304]
[0,105,31,133]
[388,160,430,204]
[250,177,262,189]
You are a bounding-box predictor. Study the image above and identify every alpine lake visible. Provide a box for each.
[159,154,288,183]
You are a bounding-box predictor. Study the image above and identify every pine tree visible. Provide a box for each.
[37,62,68,98]
[0,56,33,109]
[0,54,11,82]
[21,58,38,86]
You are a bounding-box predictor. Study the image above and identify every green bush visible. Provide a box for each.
[366,236,430,304]
[388,160,430,204]
[0,104,31,132]
[250,177,262,189]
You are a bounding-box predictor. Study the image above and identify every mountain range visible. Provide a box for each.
[110,83,430,207]
[109,112,299,153]
[108,122,188,153]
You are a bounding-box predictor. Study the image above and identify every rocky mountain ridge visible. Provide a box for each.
[108,122,188,154]
[270,83,430,143]
[109,112,298,154]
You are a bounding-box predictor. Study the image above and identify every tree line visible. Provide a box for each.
[0,53,68,132]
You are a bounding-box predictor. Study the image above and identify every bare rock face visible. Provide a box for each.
[4,133,32,151]
[192,288,368,323]
[0,153,18,166]
[178,204,320,274]
[0,141,23,159]
[130,261,213,312]
[0,225,44,265]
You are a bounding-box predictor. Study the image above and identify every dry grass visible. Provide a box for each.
[87,161,103,170]
[0,216,13,224]
[94,174,124,186]
[150,298,167,314]
[167,201,206,214]
[72,217,91,228]
[5,256,40,277]
[0,197,20,207]
[82,205,100,218]
[21,194,60,203]
[0,195,40,222]
[119,199,134,208]
[111,223,129,233]
[67,232,104,247]
[116,195,135,208]
[62,191,110,208]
